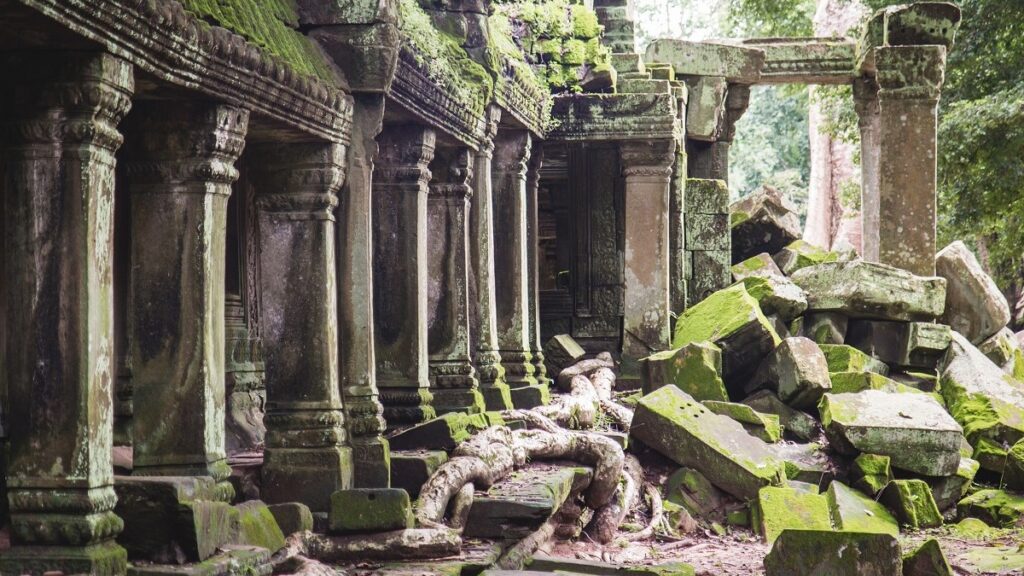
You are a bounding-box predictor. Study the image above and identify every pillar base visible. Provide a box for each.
[475,349,507,386]
[509,382,551,409]
[350,437,391,488]
[480,383,514,411]
[432,389,485,416]
[262,446,352,513]
[531,349,551,387]
[131,460,235,503]
[499,350,538,387]
[0,542,128,576]
[379,388,436,427]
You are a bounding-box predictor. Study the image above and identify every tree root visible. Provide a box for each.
[583,454,641,543]
[513,428,624,510]
[556,353,615,391]
[447,482,474,532]
[500,409,563,432]
[495,516,559,570]
[535,374,600,429]
[623,481,664,542]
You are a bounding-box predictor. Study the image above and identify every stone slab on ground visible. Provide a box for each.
[748,336,831,409]
[390,450,448,498]
[664,467,733,522]
[126,545,272,576]
[754,486,833,544]
[526,555,696,575]
[631,386,786,500]
[544,334,587,373]
[820,390,963,476]
[903,539,952,576]
[791,260,946,321]
[881,479,943,529]
[640,341,727,400]
[936,240,1011,344]
[763,530,903,576]
[388,412,503,451]
[825,481,899,536]
[329,488,413,534]
[463,464,592,540]
[742,390,822,442]
[267,502,313,535]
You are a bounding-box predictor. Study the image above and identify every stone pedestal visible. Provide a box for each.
[492,130,538,392]
[251,142,352,513]
[525,144,550,388]
[373,125,436,425]
[428,147,484,415]
[854,77,882,263]
[339,95,389,487]
[469,107,512,410]
[876,46,947,276]
[123,101,248,503]
[0,51,133,576]
[620,140,676,372]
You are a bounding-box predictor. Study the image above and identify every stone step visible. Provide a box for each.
[462,464,592,540]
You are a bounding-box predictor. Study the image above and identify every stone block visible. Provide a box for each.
[927,456,979,511]
[903,539,952,576]
[729,187,802,264]
[672,283,781,393]
[1002,438,1024,491]
[847,320,951,369]
[544,334,587,374]
[664,467,732,522]
[689,250,733,303]
[233,501,286,552]
[936,241,1010,344]
[739,275,808,322]
[686,213,730,251]
[820,343,890,375]
[125,545,273,576]
[267,502,314,535]
[631,386,786,500]
[889,371,939,392]
[772,442,833,485]
[742,390,822,442]
[685,178,729,214]
[791,260,946,321]
[754,486,833,544]
[957,489,1024,528]
[801,312,848,345]
[328,488,413,535]
[646,39,765,83]
[973,436,1008,473]
[525,555,697,575]
[388,411,502,451]
[391,450,448,498]
[883,2,962,48]
[639,341,727,400]
[772,239,841,275]
[828,371,924,395]
[820,390,963,476]
[979,327,1024,381]
[702,401,782,443]
[463,466,589,540]
[881,479,943,529]
[510,383,551,408]
[764,530,903,576]
[731,252,784,281]
[748,337,831,409]
[850,453,893,495]
[826,481,899,536]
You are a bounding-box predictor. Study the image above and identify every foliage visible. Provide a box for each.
[721,0,814,37]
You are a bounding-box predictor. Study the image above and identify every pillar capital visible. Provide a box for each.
[376,125,436,185]
[476,104,502,160]
[721,84,752,143]
[876,45,947,102]
[429,147,474,200]
[853,75,881,124]
[492,129,532,176]
[251,142,346,220]
[620,139,676,177]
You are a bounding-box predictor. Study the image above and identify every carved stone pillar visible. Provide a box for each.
[122,101,249,502]
[373,125,436,425]
[620,140,676,373]
[251,142,352,512]
[492,129,539,396]
[339,94,389,487]
[428,147,484,415]
[0,51,133,576]
[854,76,882,263]
[470,107,512,410]
[669,146,688,315]
[686,82,750,184]
[876,46,946,276]
[525,144,551,388]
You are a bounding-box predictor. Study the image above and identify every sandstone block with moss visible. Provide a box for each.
[1001,438,1024,491]
[927,456,979,511]
[957,489,1024,528]
[772,239,842,276]
[754,486,833,544]
[703,401,782,443]
[820,390,963,476]
[742,390,822,442]
[739,275,808,322]
[936,241,1011,344]
[772,442,833,485]
[389,411,503,450]
[631,386,786,500]
[973,436,1008,473]
[640,342,727,401]
[329,488,413,535]
[801,312,848,345]
[881,479,943,529]
[234,500,286,552]
[791,260,946,321]
[846,320,951,370]
[729,187,802,264]
[828,371,925,395]
[748,337,831,410]
[850,454,893,496]
[825,481,899,536]
[820,343,890,375]
[979,327,1024,381]
[664,467,732,523]
[903,539,953,576]
[764,530,902,576]
[544,333,586,373]
[731,252,784,281]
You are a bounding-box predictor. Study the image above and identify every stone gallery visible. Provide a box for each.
[1,0,1021,574]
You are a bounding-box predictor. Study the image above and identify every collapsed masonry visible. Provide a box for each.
[0,0,980,574]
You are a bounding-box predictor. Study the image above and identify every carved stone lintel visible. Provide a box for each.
[620,140,677,178]
[1,51,133,575]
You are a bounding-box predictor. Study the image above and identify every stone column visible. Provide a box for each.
[470,107,512,410]
[251,142,352,512]
[123,101,248,502]
[428,147,484,415]
[373,125,436,425]
[876,45,946,276]
[525,143,550,388]
[669,146,688,315]
[620,140,676,373]
[492,129,539,395]
[339,94,389,487]
[854,76,882,263]
[0,51,133,576]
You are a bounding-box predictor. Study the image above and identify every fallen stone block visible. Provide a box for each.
[742,390,822,442]
[889,370,939,392]
[306,528,462,563]
[820,390,963,476]
[957,489,1024,528]
[731,252,784,281]
[936,240,1011,344]
[703,400,782,443]
[510,383,551,409]
[463,465,590,540]
[544,334,587,373]
[820,343,889,375]
[1003,438,1024,490]
[850,453,893,495]
[973,436,1008,473]
[938,331,1024,452]
[828,371,925,395]
[388,412,503,451]
[267,502,313,535]
[329,488,413,535]
[664,467,733,522]
[847,320,951,369]
[730,187,802,264]
[748,336,831,409]
[772,442,833,485]
[754,486,833,544]
[671,283,781,393]
[881,479,943,529]
[631,386,786,500]
[526,555,696,575]
[980,327,1024,381]
[927,456,979,511]
[791,260,946,321]
[903,539,952,576]
[826,481,899,536]
[639,341,727,400]
[739,275,808,321]
[763,530,903,576]
[234,500,286,552]
[953,545,1024,576]
[801,312,848,345]
[772,239,841,276]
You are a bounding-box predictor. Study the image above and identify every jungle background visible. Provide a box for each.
[632,0,1024,322]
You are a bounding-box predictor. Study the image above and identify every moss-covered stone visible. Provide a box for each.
[749,336,831,409]
[640,342,728,401]
[820,344,890,375]
[801,312,849,345]
[957,489,1024,528]
[791,260,947,321]
[739,276,808,323]
[267,502,314,535]
[389,411,503,450]
[772,240,840,275]
[850,453,893,495]
[973,436,1009,473]
[664,467,731,522]
[954,545,1024,575]
[927,456,979,511]
[742,390,822,442]
[881,479,943,529]
[829,371,924,395]
[702,401,782,443]
[903,539,952,576]
[754,486,833,544]
[1002,438,1024,490]
[763,530,903,576]
[826,481,899,536]
[772,442,833,486]
[233,500,286,552]
[731,253,784,281]
[948,517,1001,540]
[329,488,413,534]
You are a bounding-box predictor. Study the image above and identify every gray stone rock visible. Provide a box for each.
[731,252,784,281]
[979,327,1024,381]
[772,239,843,276]
[764,530,903,576]
[936,241,1011,344]
[801,312,848,345]
[846,320,951,369]
[390,450,448,498]
[463,466,591,540]
[329,488,413,535]
[729,186,802,264]
[820,343,890,376]
[926,456,979,511]
[544,334,587,373]
[742,390,822,442]
[748,337,832,410]
[739,275,808,322]
[791,260,946,321]
[820,390,964,476]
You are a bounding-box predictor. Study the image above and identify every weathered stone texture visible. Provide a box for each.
[936,241,1011,344]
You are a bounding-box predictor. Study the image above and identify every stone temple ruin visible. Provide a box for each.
[2,0,1023,575]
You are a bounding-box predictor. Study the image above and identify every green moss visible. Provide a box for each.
[829,371,922,395]
[902,539,952,576]
[703,401,781,443]
[947,517,1002,540]
[672,283,780,350]
[958,489,1024,528]
[956,546,1024,574]
[881,479,943,530]
[754,486,833,544]
[571,4,601,38]
[826,482,899,536]
[178,0,336,81]
[730,211,751,227]
[974,436,1008,473]
[820,344,889,375]
[851,454,893,495]
[641,342,727,401]
[562,38,586,65]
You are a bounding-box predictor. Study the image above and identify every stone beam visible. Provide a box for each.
[251,142,352,513]
[0,51,133,576]
[742,38,856,85]
[645,39,764,84]
[858,2,961,74]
